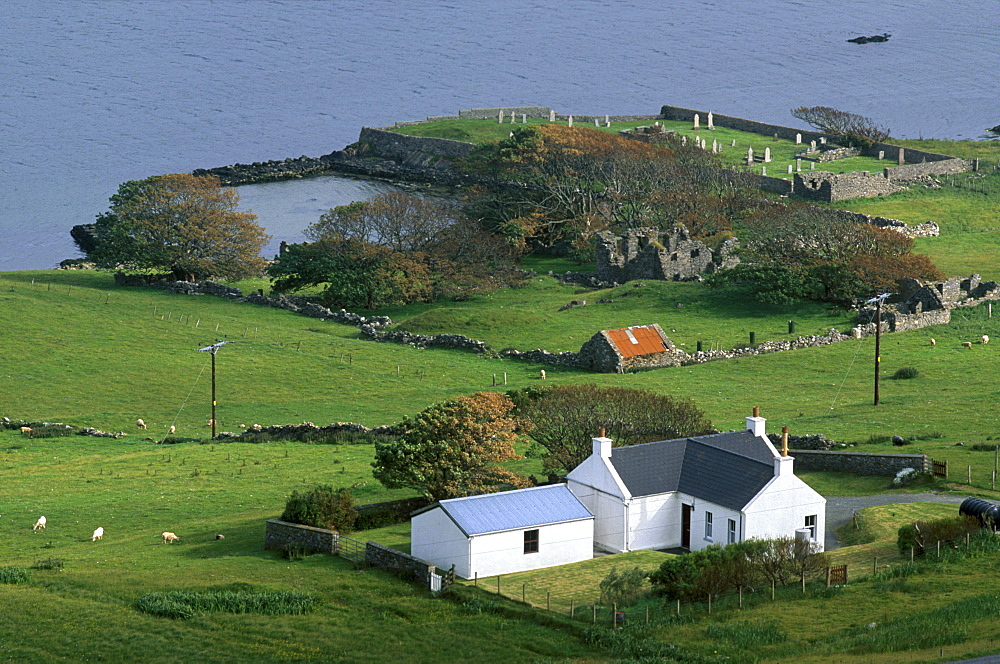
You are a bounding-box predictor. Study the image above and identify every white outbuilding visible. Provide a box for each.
[565,409,826,554]
[410,484,594,580]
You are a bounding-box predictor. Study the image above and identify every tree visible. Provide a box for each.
[790,106,890,146]
[510,385,714,474]
[269,193,521,308]
[372,392,531,501]
[280,485,357,533]
[89,174,270,281]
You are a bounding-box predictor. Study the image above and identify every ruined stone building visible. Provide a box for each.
[595,227,739,284]
[576,324,687,373]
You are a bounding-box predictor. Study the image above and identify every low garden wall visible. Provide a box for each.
[365,542,437,586]
[789,450,929,476]
[264,518,340,554]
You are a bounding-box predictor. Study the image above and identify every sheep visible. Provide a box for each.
[540,369,546,380]
[20,426,32,434]
[929,338,936,346]
[161,531,179,544]
[962,341,973,348]
[168,425,176,435]
[983,335,990,345]
[215,534,225,540]
[33,516,46,531]
[136,418,147,430]
[91,527,104,541]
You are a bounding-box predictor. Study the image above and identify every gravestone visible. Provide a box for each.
[796,133,802,144]
[681,135,687,146]
[510,113,515,123]
[707,111,714,129]
[568,115,573,127]
[693,113,700,129]
[605,114,609,124]
[605,120,611,127]
[878,151,885,160]
[701,139,706,150]
[731,139,736,147]
[898,148,905,165]
[820,137,826,144]
[595,118,600,127]
[498,111,504,124]
[522,114,527,124]
[787,165,793,174]
[762,166,767,175]
[549,109,556,122]
[796,158,802,172]
[746,147,754,165]
[810,161,815,170]
[764,147,771,163]
[810,140,817,151]
[712,139,718,153]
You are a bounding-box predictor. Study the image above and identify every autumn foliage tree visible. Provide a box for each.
[510,385,714,473]
[372,392,531,501]
[89,173,270,281]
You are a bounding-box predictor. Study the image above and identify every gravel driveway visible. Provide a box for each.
[824,493,967,550]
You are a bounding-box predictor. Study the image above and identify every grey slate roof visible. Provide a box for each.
[425,484,593,536]
[609,431,776,511]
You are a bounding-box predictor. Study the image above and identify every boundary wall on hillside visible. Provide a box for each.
[790,450,930,476]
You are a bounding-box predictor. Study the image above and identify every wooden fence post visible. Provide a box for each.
[592,604,596,624]
[825,566,831,588]
[707,594,711,614]
[522,583,526,605]
[873,556,878,575]
[645,606,649,624]
[968,464,972,484]
[570,599,574,618]
[474,572,477,586]
[676,599,680,616]
[910,547,914,563]
[546,592,550,612]
[739,586,743,609]
[497,576,501,595]
[771,579,775,600]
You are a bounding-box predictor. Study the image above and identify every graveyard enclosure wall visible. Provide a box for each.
[366,541,437,585]
[658,104,825,143]
[264,518,339,554]
[357,127,476,161]
[458,106,553,119]
[756,174,795,196]
[884,157,973,180]
[790,450,929,476]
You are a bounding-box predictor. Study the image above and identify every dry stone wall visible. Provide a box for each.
[789,450,929,476]
[264,519,340,554]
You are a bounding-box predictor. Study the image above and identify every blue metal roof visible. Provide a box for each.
[435,484,593,536]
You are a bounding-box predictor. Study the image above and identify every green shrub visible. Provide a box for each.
[30,559,64,571]
[598,566,648,607]
[0,567,31,585]
[891,366,919,379]
[897,515,980,555]
[281,485,357,532]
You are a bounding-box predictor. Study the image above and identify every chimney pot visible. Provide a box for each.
[752,406,760,418]
[598,427,606,438]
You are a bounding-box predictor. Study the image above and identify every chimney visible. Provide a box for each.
[592,429,612,459]
[745,406,766,437]
[781,426,789,457]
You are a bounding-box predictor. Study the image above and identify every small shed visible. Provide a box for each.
[577,323,684,373]
[410,484,594,580]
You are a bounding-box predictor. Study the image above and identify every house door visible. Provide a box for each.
[681,504,692,550]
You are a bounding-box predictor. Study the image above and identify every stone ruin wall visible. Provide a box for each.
[789,450,929,476]
[795,170,905,202]
[595,227,739,284]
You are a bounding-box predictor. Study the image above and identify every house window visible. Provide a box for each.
[524,529,539,554]
[805,515,817,540]
[704,512,713,540]
[728,518,737,544]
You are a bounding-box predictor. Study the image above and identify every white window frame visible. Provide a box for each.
[805,514,817,540]
[728,518,737,544]
[704,511,713,541]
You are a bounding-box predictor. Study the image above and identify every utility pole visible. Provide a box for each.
[866,293,893,407]
[194,340,234,437]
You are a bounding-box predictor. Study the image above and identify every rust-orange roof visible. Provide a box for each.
[606,325,667,358]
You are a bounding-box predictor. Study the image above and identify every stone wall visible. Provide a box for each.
[884,157,973,181]
[658,104,825,143]
[827,209,940,239]
[794,170,904,202]
[355,127,476,163]
[595,227,739,283]
[789,450,929,476]
[366,542,438,585]
[264,518,339,554]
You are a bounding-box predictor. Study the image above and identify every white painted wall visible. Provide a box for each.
[626,492,680,551]
[467,519,594,578]
[743,474,827,550]
[567,454,629,553]
[411,507,472,578]
[682,496,743,552]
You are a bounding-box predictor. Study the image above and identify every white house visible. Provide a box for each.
[565,410,826,554]
[410,484,594,580]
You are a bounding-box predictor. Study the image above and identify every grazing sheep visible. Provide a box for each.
[168,425,176,435]
[983,335,990,345]
[33,516,46,531]
[215,534,225,540]
[136,418,147,430]
[540,369,546,380]
[20,426,32,434]
[161,531,179,544]
[962,341,973,348]
[929,338,936,346]
[91,527,104,541]
[206,419,215,427]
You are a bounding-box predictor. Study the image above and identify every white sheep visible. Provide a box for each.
[20,426,32,434]
[929,338,936,346]
[962,341,973,348]
[161,531,179,544]
[540,369,547,380]
[33,516,46,531]
[983,335,990,345]
[136,418,147,430]
[168,425,176,435]
[91,527,104,541]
